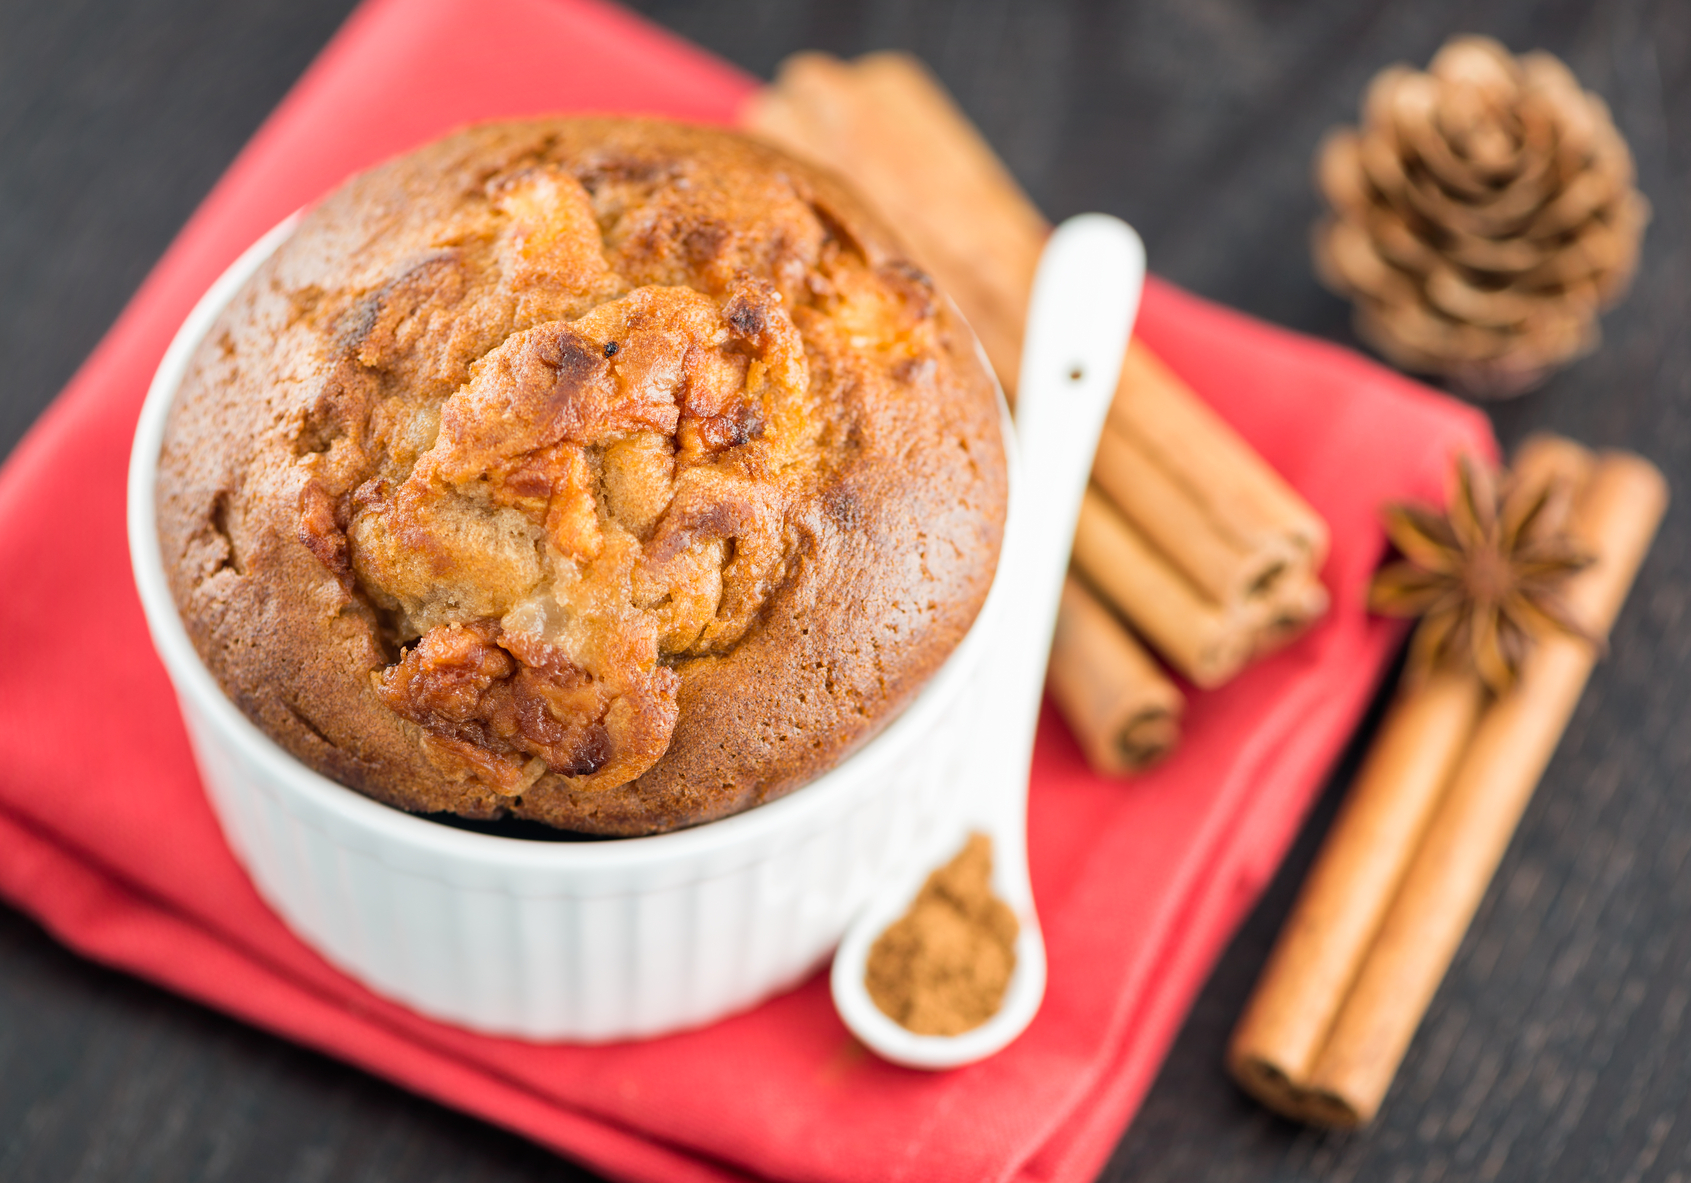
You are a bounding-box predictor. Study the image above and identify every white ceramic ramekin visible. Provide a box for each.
[128,218,1014,1042]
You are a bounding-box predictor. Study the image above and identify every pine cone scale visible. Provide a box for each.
[1424,267,1537,329]
[1441,231,1542,277]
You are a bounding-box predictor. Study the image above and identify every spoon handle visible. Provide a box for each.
[963,215,1145,875]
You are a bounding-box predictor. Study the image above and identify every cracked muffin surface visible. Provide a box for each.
[156,118,1007,835]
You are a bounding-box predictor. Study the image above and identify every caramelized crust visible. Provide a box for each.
[157,119,1006,834]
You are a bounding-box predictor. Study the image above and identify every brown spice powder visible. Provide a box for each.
[864,832,1019,1035]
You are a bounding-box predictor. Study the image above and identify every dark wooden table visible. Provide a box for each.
[3,1,1687,1178]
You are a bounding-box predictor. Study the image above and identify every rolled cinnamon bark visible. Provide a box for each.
[1092,422,1301,608]
[1050,576,1184,774]
[1112,341,1331,570]
[1247,573,1333,659]
[1072,488,1253,689]
[1304,449,1667,1125]
[1228,437,1666,1127]
[1229,435,1596,1121]
[1227,668,1487,1123]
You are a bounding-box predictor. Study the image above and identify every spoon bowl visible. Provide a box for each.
[830,213,1147,1069]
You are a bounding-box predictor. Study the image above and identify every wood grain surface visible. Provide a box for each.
[2,0,1687,1179]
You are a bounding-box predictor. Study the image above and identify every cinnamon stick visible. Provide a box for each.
[1050,577,1184,774]
[1247,573,1333,660]
[1228,437,1666,1126]
[1229,435,1597,1121]
[1112,341,1331,571]
[1305,449,1667,1125]
[1092,421,1302,608]
[1228,668,1488,1122]
[1072,488,1253,689]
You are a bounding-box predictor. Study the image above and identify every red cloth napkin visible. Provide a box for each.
[0,1,1496,1180]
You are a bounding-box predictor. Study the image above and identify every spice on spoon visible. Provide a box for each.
[865,833,1019,1036]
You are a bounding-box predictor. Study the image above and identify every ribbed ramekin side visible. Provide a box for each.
[558,887,587,1036]
[185,695,407,1010]
[183,695,335,960]
[179,695,262,882]
[368,859,452,1015]
[174,637,989,1041]
[682,864,751,1029]
[511,891,570,1035]
[570,890,634,1034]
[624,881,687,1034]
[327,839,411,1006]
[755,833,825,1007]
[452,874,523,1026]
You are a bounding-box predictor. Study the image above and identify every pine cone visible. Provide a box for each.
[1313,36,1649,398]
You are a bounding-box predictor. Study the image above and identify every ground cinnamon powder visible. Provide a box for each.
[865,833,1019,1035]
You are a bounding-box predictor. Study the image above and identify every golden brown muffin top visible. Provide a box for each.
[158,119,1007,834]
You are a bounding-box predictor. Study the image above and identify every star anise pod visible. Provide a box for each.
[1369,453,1596,693]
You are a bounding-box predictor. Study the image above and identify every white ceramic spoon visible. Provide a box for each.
[830,213,1146,1069]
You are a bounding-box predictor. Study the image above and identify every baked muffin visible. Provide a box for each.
[156,118,1007,836]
